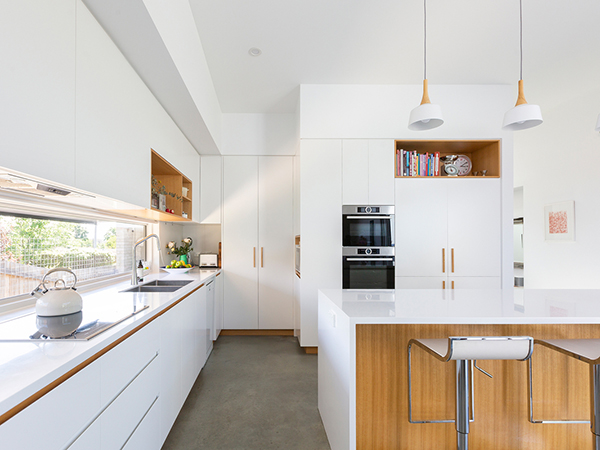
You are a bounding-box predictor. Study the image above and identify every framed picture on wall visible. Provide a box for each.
[544,200,575,241]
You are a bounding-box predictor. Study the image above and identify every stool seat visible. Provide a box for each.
[410,336,534,362]
[538,339,600,364]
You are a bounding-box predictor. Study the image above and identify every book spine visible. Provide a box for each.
[434,152,440,176]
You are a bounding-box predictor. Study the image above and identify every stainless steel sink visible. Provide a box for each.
[142,280,193,287]
[121,285,182,293]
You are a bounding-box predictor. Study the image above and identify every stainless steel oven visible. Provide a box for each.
[342,247,395,289]
[342,205,394,248]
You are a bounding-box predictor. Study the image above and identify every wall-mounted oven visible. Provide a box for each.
[342,205,394,248]
[342,247,395,289]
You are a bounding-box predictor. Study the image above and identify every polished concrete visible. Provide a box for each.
[162,336,331,450]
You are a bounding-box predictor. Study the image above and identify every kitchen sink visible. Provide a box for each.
[121,285,183,293]
[142,280,193,287]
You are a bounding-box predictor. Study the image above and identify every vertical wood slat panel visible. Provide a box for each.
[356,324,599,449]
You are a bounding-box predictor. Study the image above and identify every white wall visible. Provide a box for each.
[221,114,297,155]
[514,91,600,288]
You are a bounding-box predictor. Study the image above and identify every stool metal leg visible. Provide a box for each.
[456,359,470,450]
[592,364,600,449]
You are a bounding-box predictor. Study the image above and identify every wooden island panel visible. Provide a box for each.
[356,324,599,449]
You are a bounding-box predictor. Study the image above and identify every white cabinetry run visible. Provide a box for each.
[395,178,501,289]
[200,155,222,224]
[0,280,215,450]
[223,156,294,329]
[342,139,395,206]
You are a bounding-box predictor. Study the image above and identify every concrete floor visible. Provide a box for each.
[162,336,331,450]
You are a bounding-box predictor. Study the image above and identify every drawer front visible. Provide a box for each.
[0,362,101,450]
[121,397,161,450]
[100,354,160,449]
[67,419,101,450]
[100,317,160,404]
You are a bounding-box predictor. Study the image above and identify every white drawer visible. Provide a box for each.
[0,362,101,450]
[121,396,161,450]
[100,354,160,449]
[100,318,160,405]
[67,418,101,450]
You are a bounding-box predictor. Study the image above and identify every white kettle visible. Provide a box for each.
[31,268,83,317]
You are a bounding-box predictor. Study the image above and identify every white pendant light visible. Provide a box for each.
[408,0,443,131]
[502,0,543,131]
[595,113,600,132]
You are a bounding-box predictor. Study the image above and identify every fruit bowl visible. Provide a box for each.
[160,266,194,274]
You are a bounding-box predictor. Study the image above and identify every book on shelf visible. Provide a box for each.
[397,149,441,177]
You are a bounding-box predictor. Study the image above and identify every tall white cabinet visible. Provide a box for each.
[223,156,294,329]
[395,178,502,289]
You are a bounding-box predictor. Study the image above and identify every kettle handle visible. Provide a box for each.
[42,268,78,291]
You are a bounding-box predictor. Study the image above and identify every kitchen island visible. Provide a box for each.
[318,288,600,450]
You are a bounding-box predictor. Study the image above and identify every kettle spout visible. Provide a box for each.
[31,284,45,299]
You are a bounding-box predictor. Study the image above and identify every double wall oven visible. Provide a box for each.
[342,205,395,289]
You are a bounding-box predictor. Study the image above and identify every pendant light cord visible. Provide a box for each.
[423,0,427,80]
[519,0,523,80]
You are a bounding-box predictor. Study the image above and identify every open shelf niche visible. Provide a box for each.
[151,149,192,221]
[395,140,501,178]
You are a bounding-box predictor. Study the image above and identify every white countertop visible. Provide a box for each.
[0,268,220,417]
[319,288,600,324]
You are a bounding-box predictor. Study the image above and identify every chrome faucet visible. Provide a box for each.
[132,234,161,285]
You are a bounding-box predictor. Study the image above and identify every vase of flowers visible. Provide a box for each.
[166,237,194,265]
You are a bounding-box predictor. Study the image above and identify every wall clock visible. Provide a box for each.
[455,155,472,176]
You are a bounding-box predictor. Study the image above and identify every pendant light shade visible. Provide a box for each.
[408,0,443,131]
[409,80,444,130]
[502,0,542,131]
[595,113,600,132]
[502,80,543,131]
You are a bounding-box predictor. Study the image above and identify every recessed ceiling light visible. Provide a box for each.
[248,47,262,57]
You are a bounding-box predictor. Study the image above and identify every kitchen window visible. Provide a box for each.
[0,213,146,301]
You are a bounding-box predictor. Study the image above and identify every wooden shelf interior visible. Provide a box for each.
[151,149,192,220]
[395,140,501,178]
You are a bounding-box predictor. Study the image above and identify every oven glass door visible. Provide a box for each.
[343,256,395,289]
[342,215,394,247]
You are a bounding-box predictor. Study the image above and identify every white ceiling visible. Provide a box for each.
[189,0,600,113]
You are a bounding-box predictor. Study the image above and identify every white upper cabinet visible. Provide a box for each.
[200,156,222,224]
[367,140,395,205]
[342,140,369,205]
[0,0,76,186]
[342,139,394,206]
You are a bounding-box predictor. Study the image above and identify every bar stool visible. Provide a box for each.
[529,339,600,448]
[408,336,534,450]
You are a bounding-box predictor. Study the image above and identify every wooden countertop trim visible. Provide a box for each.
[0,282,206,426]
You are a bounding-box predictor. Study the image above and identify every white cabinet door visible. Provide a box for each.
[67,420,101,450]
[447,180,501,277]
[395,276,447,289]
[342,140,369,205]
[180,289,200,399]
[200,155,222,224]
[205,280,214,357]
[258,156,294,329]
[214,272,224,339]
[395,179,448,277]
[449,276,501,289]
[223,156,259,329]
[368,140,395,205]
[121,397,160,450]
[159,302,183,445]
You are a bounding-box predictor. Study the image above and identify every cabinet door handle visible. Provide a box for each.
[451,248,455,273]
[261,247,264,268]
[442,280,446,289]
[442,248,446,273]
[253,247,256,268]
[451,280,455,289]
